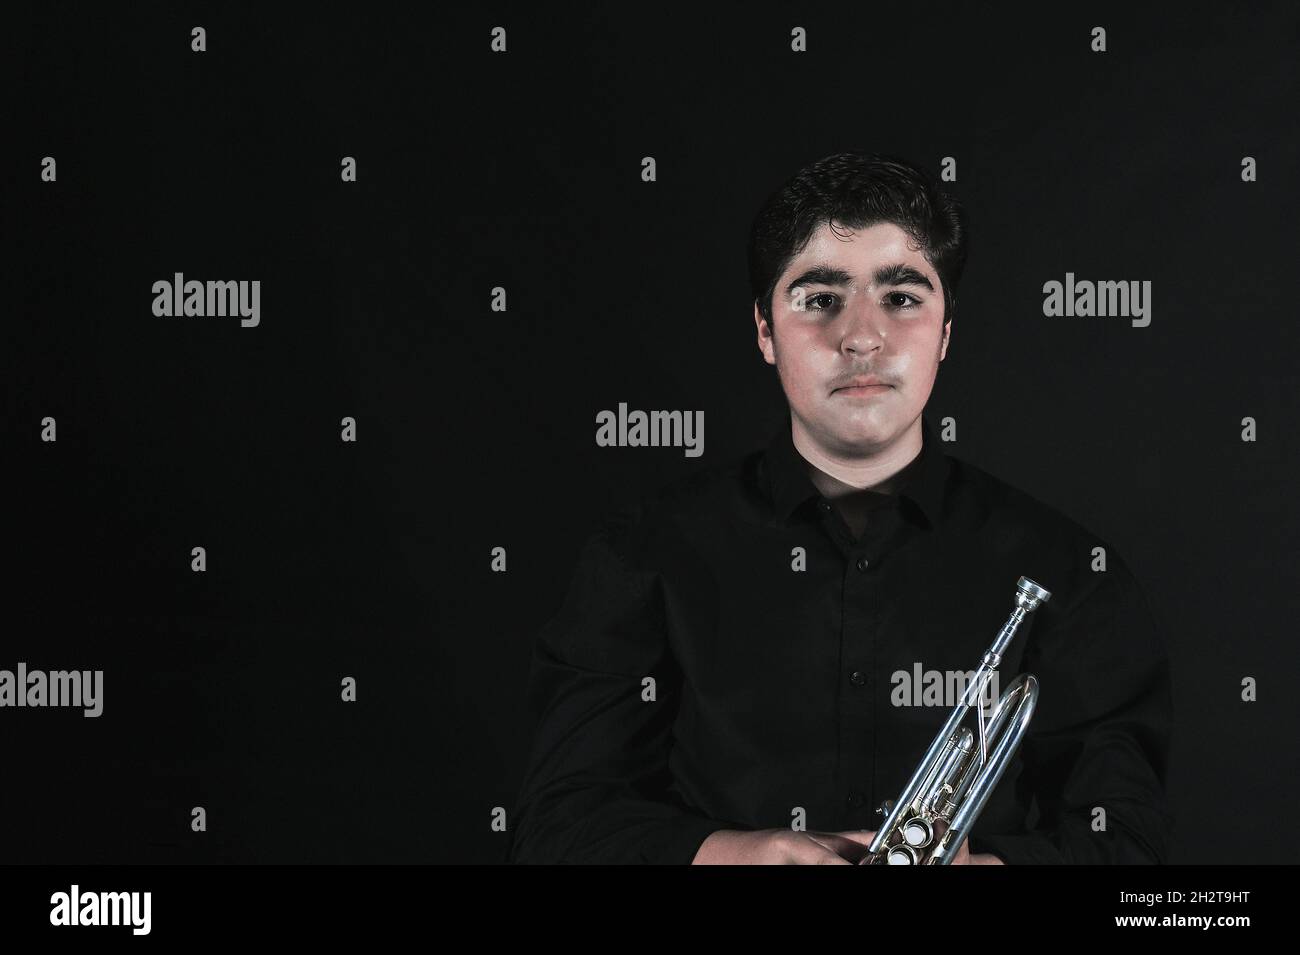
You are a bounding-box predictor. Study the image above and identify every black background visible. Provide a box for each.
[7,3,1298,863]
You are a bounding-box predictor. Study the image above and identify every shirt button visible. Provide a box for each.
[847,790,867,809]
[819,500,832,512]
[856,556,870,572]
[849,670,866,686]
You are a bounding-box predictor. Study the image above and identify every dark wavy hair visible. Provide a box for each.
[747,152,968,332]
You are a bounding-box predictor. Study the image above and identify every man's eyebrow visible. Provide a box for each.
[784,262,936,296]
[872,263,935,292]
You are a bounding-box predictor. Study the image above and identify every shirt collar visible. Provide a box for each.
[762,409,949,529]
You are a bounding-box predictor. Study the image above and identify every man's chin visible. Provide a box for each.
[820,415,896,453]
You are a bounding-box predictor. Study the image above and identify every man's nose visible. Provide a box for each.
[839,296,886,354]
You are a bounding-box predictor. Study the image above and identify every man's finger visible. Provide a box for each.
[814,852,854,865]
[828,829,878,848]
[806,831,874,863]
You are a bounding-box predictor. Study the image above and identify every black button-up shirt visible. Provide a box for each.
[507,411,1174,864]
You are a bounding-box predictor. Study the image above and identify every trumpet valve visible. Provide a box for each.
[901,817,933,848]
[887,844,920,865]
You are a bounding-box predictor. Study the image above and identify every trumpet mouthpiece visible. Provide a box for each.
[1015,576,1052,611]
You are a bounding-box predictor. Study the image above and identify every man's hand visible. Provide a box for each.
[692,828,875,864]
[840,824,1006,864]
[693,825,1005,864]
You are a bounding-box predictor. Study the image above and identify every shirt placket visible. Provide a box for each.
[820,499,901,829]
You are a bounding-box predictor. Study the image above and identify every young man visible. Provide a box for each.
[507,152,1173,865]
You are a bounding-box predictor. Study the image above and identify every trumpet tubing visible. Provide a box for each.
[864,576,1051,865]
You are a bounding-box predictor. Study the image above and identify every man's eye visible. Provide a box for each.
[802,291,921,312]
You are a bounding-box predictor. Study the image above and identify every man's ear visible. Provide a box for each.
[755,301,776,365]
[939,318,951,362]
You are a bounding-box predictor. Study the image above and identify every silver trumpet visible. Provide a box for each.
[863,576,1052,865]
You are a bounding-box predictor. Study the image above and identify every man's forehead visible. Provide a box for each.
[785,225,934,284]
[795,222,926,262]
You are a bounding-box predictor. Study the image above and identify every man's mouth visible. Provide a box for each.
[832,376,893,396]
[833,384,892,397]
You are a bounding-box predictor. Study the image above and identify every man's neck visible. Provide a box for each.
[791,415,923,502]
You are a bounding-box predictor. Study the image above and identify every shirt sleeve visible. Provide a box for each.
[506,504,746,864]
[967,556,1175,864]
